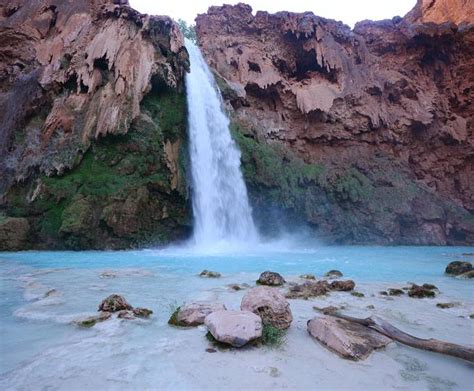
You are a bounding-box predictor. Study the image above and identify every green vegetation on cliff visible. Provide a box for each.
[230,121,472,244]
[2,84,191,250]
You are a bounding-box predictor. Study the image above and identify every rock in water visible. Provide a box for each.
[169,302,226,327]
[117,310,135,320]
[299,274,316,280]
[387,288,405,296]
[204,310,262,347]
[307,316,392,360]
[74,312,111,328]
[445,261,473,275]
[330,280,355,291]
[325,270,343,278]
[98,294,133,312]
[408,284,436,298]
[286,280,330,299]
[199,270,221,278]
[313,306,341,315]
[241,286,293,330]
[458,270,474,279]
[257,271,286,286]
[133,308,153,318]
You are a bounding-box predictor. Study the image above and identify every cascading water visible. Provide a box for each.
[185,39,258,248]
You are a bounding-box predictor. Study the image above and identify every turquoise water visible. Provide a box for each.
[0,245,473,389]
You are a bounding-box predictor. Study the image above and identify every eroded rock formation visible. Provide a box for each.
[196,2,474,245]
[0,0,191,249]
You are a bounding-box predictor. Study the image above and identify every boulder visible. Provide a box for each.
[351,291,364,297]
[422,283,438,290]
[257,271,285,286]
[299,274,316,280]
[205,310,262,347]
[169,302,226,327]
[199,270,221,278]
[74,312,111,328]
[133,307,153,318]
[307,316,392,360]
[408,284,436,298]
[325,270,343,278]
[330,280,355,291]
[286,280,330,299]
[241,286,293,330]
[98,294,133,312]
[445,261,472,275]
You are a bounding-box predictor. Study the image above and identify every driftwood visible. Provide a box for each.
[330,313,474,363]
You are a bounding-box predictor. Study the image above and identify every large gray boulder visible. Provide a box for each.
[169,302,226,327]
[204,310,262,347]
[307,316,392,360]
[241,286,292,330]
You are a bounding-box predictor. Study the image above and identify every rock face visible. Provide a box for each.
[196,2,474,245]
[0,0,191,250]
[204,310,263,347]
[307,316,392,360]
[0,217,30,250]
[241,286,293,329]
[170,302,226,327]
[405,0,474,25]
[257,271,285,286]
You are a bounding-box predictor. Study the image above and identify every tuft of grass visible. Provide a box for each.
[168,307,181,326]
[261,324,286,348]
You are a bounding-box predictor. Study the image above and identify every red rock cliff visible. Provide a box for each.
[0,0,187,193]
[196,2,473,244]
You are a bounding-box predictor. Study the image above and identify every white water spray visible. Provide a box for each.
[185,39,258,248]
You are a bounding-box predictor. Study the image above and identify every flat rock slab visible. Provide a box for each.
[307,316,392,360]
[205,310,262,347]
[173,302,226,326]
[241,286,292,329]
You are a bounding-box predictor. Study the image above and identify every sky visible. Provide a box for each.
[129,0,417,28]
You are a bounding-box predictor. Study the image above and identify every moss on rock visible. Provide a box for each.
[1,84,191,250]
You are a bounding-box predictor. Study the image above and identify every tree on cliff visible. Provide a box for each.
[177,19,197,43]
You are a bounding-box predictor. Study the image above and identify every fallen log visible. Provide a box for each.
[330,313,474,363]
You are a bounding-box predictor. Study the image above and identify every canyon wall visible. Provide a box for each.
[0,0,191,249]
[196,1,474,244]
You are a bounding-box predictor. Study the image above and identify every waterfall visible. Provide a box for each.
[184,39,258,248]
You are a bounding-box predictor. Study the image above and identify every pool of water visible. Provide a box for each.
[0,244,473,390]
